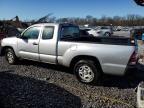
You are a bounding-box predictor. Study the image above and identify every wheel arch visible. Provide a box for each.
[70,55,103,73]
[1,46,15,56]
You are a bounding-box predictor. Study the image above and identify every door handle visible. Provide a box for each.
[32,42,38,45]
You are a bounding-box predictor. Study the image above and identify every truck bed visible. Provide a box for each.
[61,36,135,46]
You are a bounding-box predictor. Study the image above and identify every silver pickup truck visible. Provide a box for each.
[0,23,137,84]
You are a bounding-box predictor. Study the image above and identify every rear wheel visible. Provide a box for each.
[5,48,17,64]
[104,32,111,37]
[74,60,100,84]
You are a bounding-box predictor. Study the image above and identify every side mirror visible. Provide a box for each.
[16,33,21,38]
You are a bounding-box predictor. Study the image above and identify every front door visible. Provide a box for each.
[17,26,41,61]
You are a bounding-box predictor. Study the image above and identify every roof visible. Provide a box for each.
[31,23,75,27]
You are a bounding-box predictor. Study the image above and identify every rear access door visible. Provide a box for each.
[39,26,57,64]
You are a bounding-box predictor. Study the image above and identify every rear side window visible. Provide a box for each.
[42,26,54,39]
[61,26,79,39]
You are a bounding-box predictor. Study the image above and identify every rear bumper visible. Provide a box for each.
[0,46,3,56]
[0,46,1,55]
[125,65,137,76]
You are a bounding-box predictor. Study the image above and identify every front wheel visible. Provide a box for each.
[74,60,100,84]
[5,48,17,64]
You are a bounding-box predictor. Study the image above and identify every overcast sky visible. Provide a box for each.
[0,0,144,20]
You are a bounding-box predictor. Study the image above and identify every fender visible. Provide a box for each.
[1,37,18,56]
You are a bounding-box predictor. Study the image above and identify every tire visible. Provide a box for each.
[104,32,111,37]
[73,60,100,84]
[5,48,17,64]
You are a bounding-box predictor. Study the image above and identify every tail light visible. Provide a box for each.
[128,50,138,65]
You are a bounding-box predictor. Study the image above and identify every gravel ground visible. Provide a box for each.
[0,56,144,108]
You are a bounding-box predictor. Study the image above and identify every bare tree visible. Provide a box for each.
[37,13,56,23]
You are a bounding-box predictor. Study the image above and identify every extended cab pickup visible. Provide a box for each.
[0,23,137,84]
